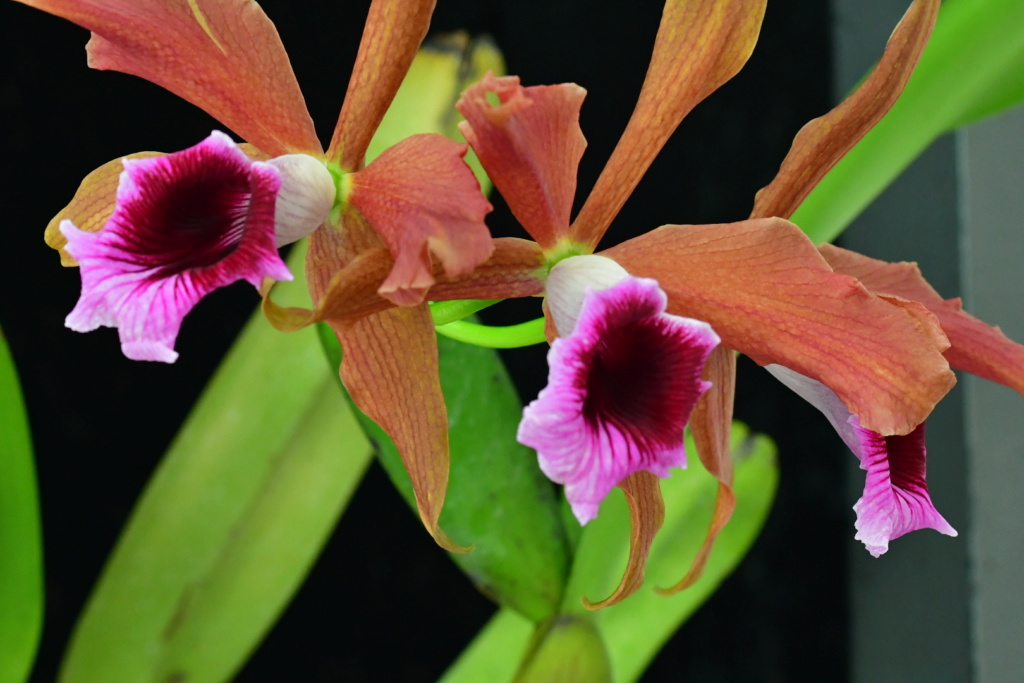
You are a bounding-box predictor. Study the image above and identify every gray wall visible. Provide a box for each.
[835,2,1024,681]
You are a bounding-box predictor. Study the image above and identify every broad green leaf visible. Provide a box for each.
[793,0,1024,244]
[59,243,373,683]
[320,328,572,622]
[442,424,778,682]
[0,326,43,683]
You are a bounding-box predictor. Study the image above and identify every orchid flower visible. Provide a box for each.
[20,0,494,550]
[254,0,964,606]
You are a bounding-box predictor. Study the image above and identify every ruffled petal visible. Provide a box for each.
[751,0,939,220]
[15,0,319,156]
[63,131,291,362]
[327,0,436,169]
[457,74,587,248]
[570,0,767,248]
[820,244,1024,395]
[518,272,719,524]
[766,364,957,556]
[605,218,956,436]
[347,134,494,306]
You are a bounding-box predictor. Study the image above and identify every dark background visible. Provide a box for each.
[0,1,846,680]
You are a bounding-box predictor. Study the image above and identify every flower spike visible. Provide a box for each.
[61,131,331,362]
[767,365,956,556]
[519,257,720,524]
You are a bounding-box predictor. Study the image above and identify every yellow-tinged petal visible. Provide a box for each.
[821,244,1024,396]
[327,0,436,169]
[582,471,664,610]
[14,0,320,156]
[658,344,737,595]
[570,0,767,249]
[751,0,939,220]
[605,218,956,436]
[44,152,164,265]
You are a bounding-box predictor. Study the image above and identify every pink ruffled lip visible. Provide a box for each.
[62,130,293,363]
[766,364,957,556]
[518,273,720,524]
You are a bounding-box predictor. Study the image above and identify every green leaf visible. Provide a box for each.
[59,244,374,683]
[792,0,1024,244]
[441,423,777,682]
[321,327,572,623]
[0,326,43,683]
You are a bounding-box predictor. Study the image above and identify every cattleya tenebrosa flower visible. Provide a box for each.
[420,0,1020,607]
[21,0,494,550]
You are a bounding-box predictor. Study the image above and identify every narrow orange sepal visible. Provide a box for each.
[658,344,738,594]
[571,0,767,248]
[582,471,665,610]
[751,0,939,220]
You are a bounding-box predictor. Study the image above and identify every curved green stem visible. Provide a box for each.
[429,299,503,326]
[436,318,547,348]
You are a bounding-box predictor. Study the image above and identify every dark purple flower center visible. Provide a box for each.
[583,314,696,453]
[114,151,256,277]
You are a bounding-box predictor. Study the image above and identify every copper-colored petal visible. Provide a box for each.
[347,134,494,306]
[581,471,665,610]
[457,74,587,248]
[329,306,468,552]
[44,152,164,265]
[821,244,1024,395]
[262,246,394,332]
[605,218,956,436]
[326,0,436,169]
[570,0,767,249]
[427,238,546,302]
[658,344,737,594]
[304,211,465,551]
[750,0,939,220]
[16,0,319,156]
